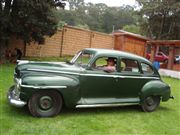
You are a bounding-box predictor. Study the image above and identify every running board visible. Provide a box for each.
[76,103,139,108]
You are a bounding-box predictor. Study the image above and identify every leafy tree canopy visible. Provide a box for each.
[136,0,180,40]
[57,0,138,33]
[122,24,140,34]
[0,0,65,45]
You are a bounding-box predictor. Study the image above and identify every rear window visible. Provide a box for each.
[120,59,140,73]
[141,63,154,74]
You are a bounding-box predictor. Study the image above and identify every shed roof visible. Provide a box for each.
[113,30,149,41]
[147,40,180,47]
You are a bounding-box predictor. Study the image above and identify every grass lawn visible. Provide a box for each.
[0,63,180,135]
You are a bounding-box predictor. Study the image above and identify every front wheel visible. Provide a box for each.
[28,90,63,117]
[141,96,160,112]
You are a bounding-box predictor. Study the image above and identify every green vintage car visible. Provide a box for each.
[8,48,173,117]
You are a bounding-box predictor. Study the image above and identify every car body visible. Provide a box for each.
[174,55,180,64]
[8,48,173,117]
[146,52,168,62]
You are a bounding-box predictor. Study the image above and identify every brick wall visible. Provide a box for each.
[61,26,114,56]
[8,26,148,57]
[26,30,62,57]
[61,26,91,55]
[91,32,114,49]
[12,26,114,57]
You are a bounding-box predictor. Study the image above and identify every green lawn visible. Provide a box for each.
[0,63,180,135]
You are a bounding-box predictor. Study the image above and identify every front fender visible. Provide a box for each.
[20,74,80,107]
[140,80,171,102]
[22,75,79,87]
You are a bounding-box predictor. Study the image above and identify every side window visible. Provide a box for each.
[92,57,117,73]
[141,63,154,74]
[94,57,107,67]
[120,58,140,73]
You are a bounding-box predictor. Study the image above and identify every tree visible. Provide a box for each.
[56,1,137,33]
[84,3,108,32]
[122,24,140,34]
[136,0,180,39]
[102,5,136,33]
[0,0,65,48]
[68,0,84,10]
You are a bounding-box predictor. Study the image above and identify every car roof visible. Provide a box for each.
[83,48,151,64]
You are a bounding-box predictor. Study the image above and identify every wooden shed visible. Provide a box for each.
[147,40,180,71]
[113,30,149,57]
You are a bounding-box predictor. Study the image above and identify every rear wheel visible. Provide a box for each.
[28,90,62,117]
[141,96,160,112]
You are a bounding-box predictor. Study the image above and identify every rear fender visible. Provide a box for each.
[140,80,171,103]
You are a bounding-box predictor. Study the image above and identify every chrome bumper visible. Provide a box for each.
[7,86,27,107]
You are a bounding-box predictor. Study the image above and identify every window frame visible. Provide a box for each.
[90,56,118,72]
[119,58,141,74]
[140,62,154,75]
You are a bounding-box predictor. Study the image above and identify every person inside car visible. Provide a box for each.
[103,57,116,72]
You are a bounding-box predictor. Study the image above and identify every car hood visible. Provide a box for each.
[15,60,83,78]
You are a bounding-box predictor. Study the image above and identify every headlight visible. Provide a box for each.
[12,78,21,99]
[14,78,22,91]
[17,81,20,90]
[17,79,22,91]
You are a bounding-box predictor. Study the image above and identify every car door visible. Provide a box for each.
[115,59,159,101]
[115,58,143,99]
[80,56,120,104]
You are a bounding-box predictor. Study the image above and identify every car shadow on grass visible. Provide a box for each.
[6,104,173,118]
[158,106,173,111]
[61,105,142,116]
[6,105,141,118]
[6,105,31,117]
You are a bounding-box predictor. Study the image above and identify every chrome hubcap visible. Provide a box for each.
[39,96,53,110]
[146,97,154,106]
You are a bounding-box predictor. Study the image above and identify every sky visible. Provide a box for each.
[84,0,137,7]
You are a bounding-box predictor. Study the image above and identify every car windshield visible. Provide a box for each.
[70,51,94,68]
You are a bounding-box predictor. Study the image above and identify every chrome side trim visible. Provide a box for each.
[27,68,80,75]
[26,68,160,80]
[76,103,139,108]
[17,60,29,65]
[82,74,160,79]
[20,85,67,89]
